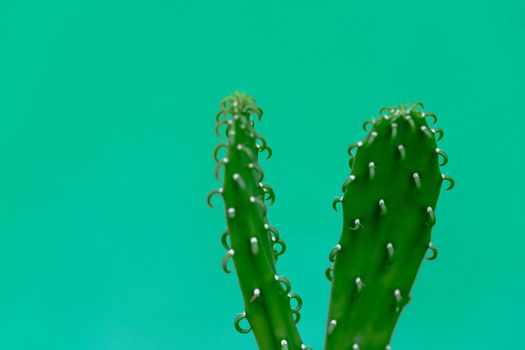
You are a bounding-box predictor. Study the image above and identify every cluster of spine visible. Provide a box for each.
[324,103,454,350]
[207,92,310,350]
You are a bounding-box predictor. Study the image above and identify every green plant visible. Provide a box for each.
[208,92,454,350]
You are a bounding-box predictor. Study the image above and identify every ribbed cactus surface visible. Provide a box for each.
[324,104,453,350]
[208,92,308,350]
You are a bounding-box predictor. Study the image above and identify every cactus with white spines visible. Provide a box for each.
[208,94,453,350]
[325,103,453,350]
[208,92,309,350]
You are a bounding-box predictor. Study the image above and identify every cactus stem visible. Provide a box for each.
[325,103,448,350]
[368,162,376,179]
[222,249,235,274]
[425,242,439,260]
[327,320,337,334]
[250,237,259,255]
[426,206,436,226]
[397,144,406,160]
[413,172,422,190]
[378,199,387,216]
[281,340,288,350]
[386,242,394,265]
[213,92,304,348]
[442,174,455,190]
[250,288,261,303]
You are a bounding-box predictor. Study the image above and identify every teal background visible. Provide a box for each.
[1,0,524,349]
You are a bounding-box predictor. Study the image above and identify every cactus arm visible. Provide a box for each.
[209,92,307,350]
[324,104,453,350]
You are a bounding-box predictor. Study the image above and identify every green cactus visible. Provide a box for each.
[324,104,453,350]
[207,92,309,350]
[208,93,453,350]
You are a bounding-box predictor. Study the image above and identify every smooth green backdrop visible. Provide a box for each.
[1,0,524,349]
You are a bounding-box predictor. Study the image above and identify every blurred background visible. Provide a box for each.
[1,0,524,349]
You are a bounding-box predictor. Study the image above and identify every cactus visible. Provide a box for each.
[207,92,309,350]
[208,94,453,350]
[324,103,453,350]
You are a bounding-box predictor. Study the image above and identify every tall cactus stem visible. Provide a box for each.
[209,92,304,349]
[325,103,453,350]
